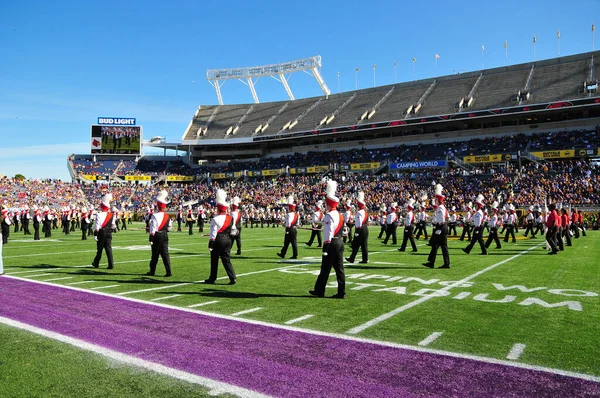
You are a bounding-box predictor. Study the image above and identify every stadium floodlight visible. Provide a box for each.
[206,55,331,105]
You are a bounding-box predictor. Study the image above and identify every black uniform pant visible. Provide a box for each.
[81,225,88,240]
[279,227,298,258]
[348,226,369,263]
[533,223,544,236]
[448,222,457,236]
[460,224,472,241]
[562,226,572,246]
[92,232,113,268]
[464,226,487,254]
[14,222,19,233]
[504,225,516,242]
[33,221,40,240]
[415,221,428,239]
[313,238,345,296]
[557,227,565,250]
[199,219,204,233]
[177,219,182,232]
[382,224,397,245]
[400,225,417,251]
[149,233,171,275]
[306,228,322,247]
[523,222,535,237]
[546,227,559,253]
[485,227,502,249]
[209,235,236,281]
[1,224,8,244]
[63,220,70,235]
[121,219,127,230]
[23,219,31,235]
[231,229,242,254]
[377,224,386,239]
[188,221,194,235]
[427,224,450,266]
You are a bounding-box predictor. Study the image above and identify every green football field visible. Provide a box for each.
[1,222,599,396]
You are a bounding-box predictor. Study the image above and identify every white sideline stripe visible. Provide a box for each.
[284,315,314,325]
[151,294,182,302]
[188,301,220,308]
[0,316,270,398]
[117,264,304,296]
[3,250,97,258]
[507,343,527,360]
[346,243,544,335]
[418,332,443,347]
[91,284,121,290]
[6,268,64,275]
[231,307,263,317]
[4,274,600,384]
[24,273,54,278]
[41,277,74,282]
[66,280,97,285]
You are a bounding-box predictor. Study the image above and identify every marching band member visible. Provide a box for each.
[448,207,458,236]
[310,180,346,298]
[277,195,299,259]
[414,203,429,240]
[205,189,237,284]
[503,204,517,243]
[92,193,116,269]
[382,202,398,245]
[346,192,369,263]
[423,184,451,269]
[305,200,324,247]
[462,194,487,255]
[485,201,502,250]
[398,198,418,252]
[1,206,10,245]
[523,206,536,238]
[459,202,473,241]
[186,205,196,235]
[146,190,173,277]
[230,196,243,255]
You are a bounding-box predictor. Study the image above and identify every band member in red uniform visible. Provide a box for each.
[545,203,560,255]
[561,207,572,247]
[92,193,116,269]
[147,190,173,277]
[230,196,243,255]
[205,189,237,284]
[398,198,418,252]
[346,192,369,263]
[277,195,299,259]
[310,180,346,298]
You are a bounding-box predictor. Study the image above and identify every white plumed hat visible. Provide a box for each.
[156,190,170,205]
[101,193,112,208]
[434,184,444,199]
[232,196,241,208]
[406,198,416,209]
[325,180,339,208]
[357,191,365,205]
[216,189,229,211]
[475,194,485,206]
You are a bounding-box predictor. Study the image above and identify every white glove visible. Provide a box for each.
[435,230,442,235]
[150,241,153,246]
[94,236,98,241]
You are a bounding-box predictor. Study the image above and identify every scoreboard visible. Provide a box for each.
[90,117,142,155]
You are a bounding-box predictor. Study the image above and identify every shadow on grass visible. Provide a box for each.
[161,289,307,299]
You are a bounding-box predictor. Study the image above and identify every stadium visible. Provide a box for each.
[2,15,600,398]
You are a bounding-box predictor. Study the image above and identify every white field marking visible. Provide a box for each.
[231,307,263,317]
[4,274,600,384]
[66,280,97,285]
[41,277,74,282]
[3,250,97,258]
[284,315,314,325]
[0,316,270,398]
[117,264,304,296]
[418,332,443,347]
[91,284,121,290]
[6,239,63,243]
[188,301,220,308]
[151,294,182,302]
[6,268,64,275]
[346,243,544,335]
[507,343,527,360]
[24,273,54,278]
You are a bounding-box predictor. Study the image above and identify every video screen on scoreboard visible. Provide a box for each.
[90,125,142,155]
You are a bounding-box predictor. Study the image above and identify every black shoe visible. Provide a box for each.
[290,256,298,259]
[92,263,99,268]
[458,238,464,241]
[462,248,469,255]
[438,264,451,269]
[107,266,113,269]
[309,290,324,297]
[228,279,237,285]
[358,260,368,264]
[236,252,241,255]
[426,243,432,246]
[398,248,405,252]
[277,253,284,258]
[548,251,558,255]
[204,279,215,284]
[331,293,346,299]
[145,272,155,276]
[304,242,311,246]
[164,273,172,277]
[345,257,354,263]
[316,245,322,248]
[480,252,487,255]
[496,246,502,249]
[411,249,418,252]
[422,262,434,268]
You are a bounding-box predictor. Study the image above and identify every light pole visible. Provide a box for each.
[355,67,359,90]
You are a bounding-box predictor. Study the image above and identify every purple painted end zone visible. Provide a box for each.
[0,278,598,398]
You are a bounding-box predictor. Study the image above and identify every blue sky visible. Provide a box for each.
[1,0,598,180]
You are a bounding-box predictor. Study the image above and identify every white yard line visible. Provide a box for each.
[41,277,74,282]
[284,315,314,325]
[231,307,263,317]
[188,301,220,308]
[418,332,443,347]
[0,316,269,398]
[151,294,182,302]
[66,280,97,285]
[6,268,64,275]
[4,273,600,384]
[507,343,527,360]
[346,243,544,335]
[117,264,304,296]
[91,285,121,290]
[24,273,54,278]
